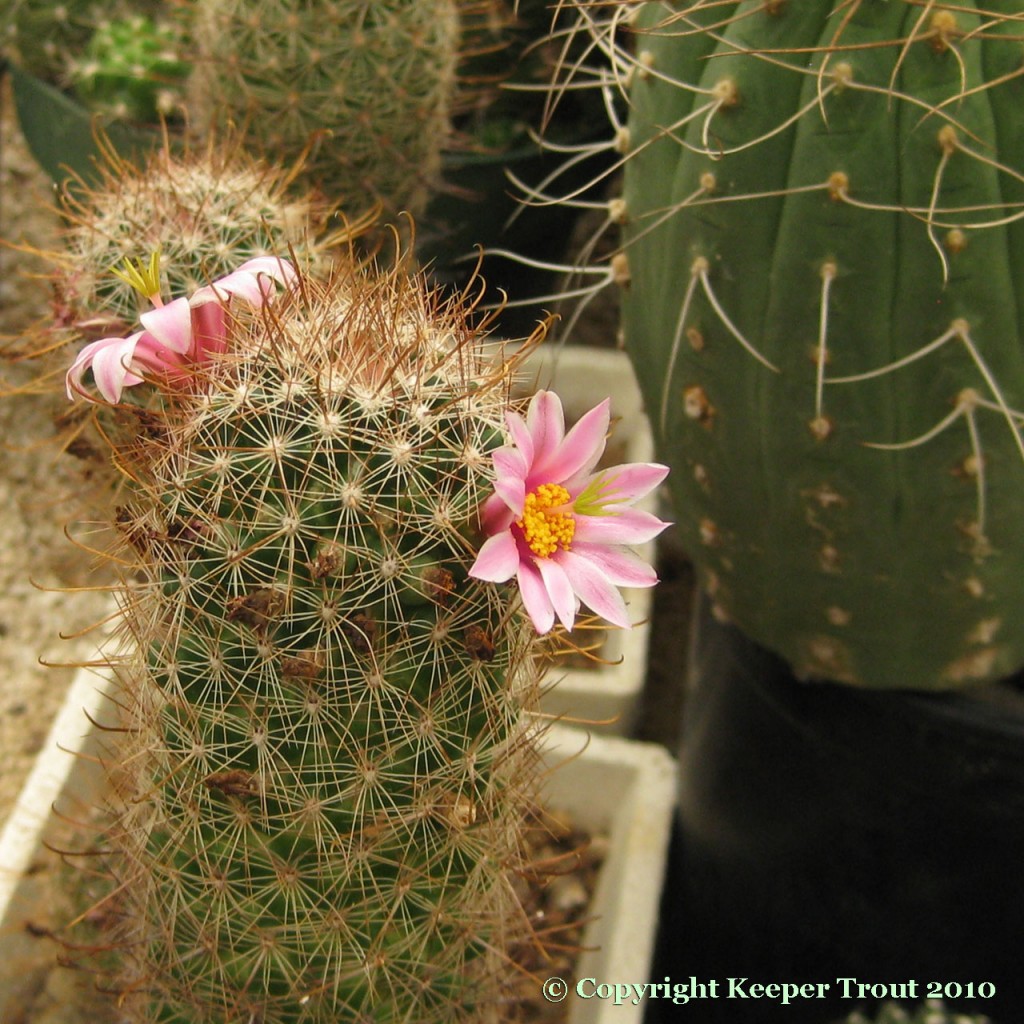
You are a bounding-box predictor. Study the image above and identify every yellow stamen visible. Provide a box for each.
[518,483,575,558]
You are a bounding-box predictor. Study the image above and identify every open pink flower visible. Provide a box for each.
[470,390,670,634]
[66,256,297,403]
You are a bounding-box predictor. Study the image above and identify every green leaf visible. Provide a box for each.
[9,64,162,189]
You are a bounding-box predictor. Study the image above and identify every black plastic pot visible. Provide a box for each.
[647,592,1024,1024]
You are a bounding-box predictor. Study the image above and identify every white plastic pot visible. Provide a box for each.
[0,671,675,1023]
[0,661,118,1018]
[543,724,677,1024]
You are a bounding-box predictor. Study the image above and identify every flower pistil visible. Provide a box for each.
[112,250,163,303]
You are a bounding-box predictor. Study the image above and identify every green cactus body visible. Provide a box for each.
[100,266,539,1021]
[56,142,329,333]
[70,15,190,122]
[189,0,462,221]
[3,0,160,82]
[616,1,1024,688]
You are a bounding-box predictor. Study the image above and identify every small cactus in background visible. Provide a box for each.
[188,0,464,222]
[2,0,162,84]
[48,138,336,346]
[69,14,190,122]
[61,240,667,1018]
[543,1,1024,689]
[843,1000,991,1024]
[18,137,345,514]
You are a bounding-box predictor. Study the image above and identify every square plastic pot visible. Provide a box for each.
[0,669,675,1024]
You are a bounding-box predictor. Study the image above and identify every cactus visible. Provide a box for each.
[69,14,190,122]
[843,1000,992,1024]
[48,137,337,347]
[72,257,548,1021]
[2,0,162,83]
[10,137,355,534]
[187,0,464,222]
[546,1,1024,689]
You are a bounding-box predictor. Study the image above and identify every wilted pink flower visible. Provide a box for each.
[470,390,670,634]
[66,256,297,403]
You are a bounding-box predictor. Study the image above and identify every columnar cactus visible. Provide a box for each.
[60,231,667,1018]
[187,0,463,221]
[77,260,542,1021]
[555,1,1024,688]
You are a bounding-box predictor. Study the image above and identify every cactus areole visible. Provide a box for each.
[619,0,1024,689]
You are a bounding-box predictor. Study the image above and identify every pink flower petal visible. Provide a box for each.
[191,301,229,357]
[131,331,189,372]
[234,256,299,289]
[517,559,556,634]
[504,410,534,466]
[87,332,145,403]
[570,462,669,505]
[573,507,671,545]
[191,257,297,308]
[481,493,516,535]
[493,476,526,518]
[192,273,263,308]
[558,549,631,628]
[66,337,111,399]
[525,390,565,470]
[469,532,520,583]
[139,297,194,356]
[534,397,609,485]
[492,445,528,484]
[491,446,527,515]
[536,556,579,631]
[570,543,659,588]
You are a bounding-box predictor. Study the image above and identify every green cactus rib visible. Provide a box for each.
[100,268,540,1022]
[188,0,461,221]
[614,0,1024,688]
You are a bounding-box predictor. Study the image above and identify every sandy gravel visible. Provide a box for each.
[0,91,114,822]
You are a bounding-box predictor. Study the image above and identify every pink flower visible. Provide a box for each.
[66,256,297,403]
[469,390,670,634]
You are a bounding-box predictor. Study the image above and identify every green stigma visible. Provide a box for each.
[573,471,622,517]
[112,250,162,299]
